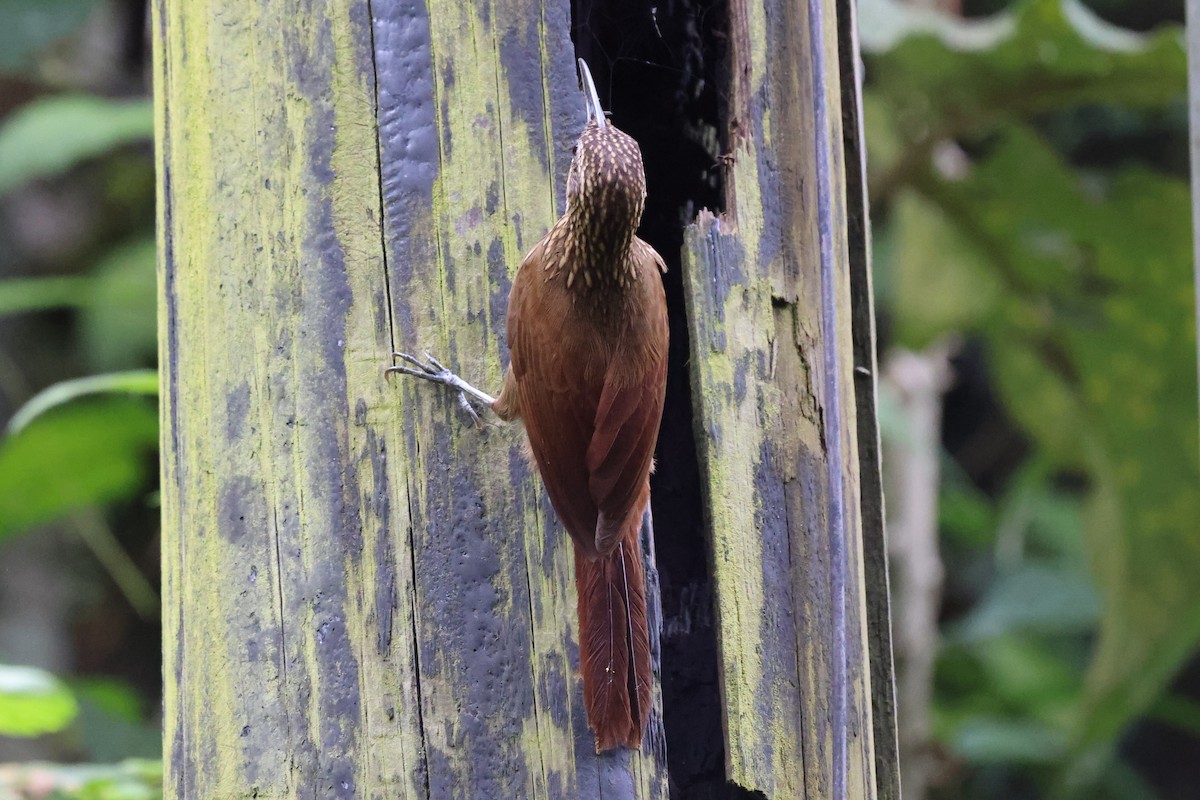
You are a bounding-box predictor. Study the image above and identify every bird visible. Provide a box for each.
[387,59,668,752]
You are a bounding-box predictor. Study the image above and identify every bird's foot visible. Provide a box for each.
[386,351,497,428]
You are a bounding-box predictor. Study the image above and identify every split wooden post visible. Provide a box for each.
[154,0,665,796]
[154,0,896,796]
[678,0,898,796]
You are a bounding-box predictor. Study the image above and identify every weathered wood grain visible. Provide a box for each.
[154,0,667,796]
[679,0,885,796]
[837,0,902,796]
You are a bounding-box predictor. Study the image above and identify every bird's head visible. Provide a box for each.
[566,60,646,236]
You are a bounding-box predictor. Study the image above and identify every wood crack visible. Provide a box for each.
[366,0,398,356]
[403,478,433,800]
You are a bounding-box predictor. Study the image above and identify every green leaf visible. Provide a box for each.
[0,398,158,541]
[0,664,78,736]
[0,238,157,370]
[864,0,1195,788]
[0,95,153,194]
[982,636,1083,720]
[861,0,1185,184]
[888,187,1001,348]
[71,678,143,724]
[938,470,996,546]
[858,0,1016,54]
[972,140,1199,753]
[8,371,158,435]
[952,717,1067,764]
[0,275,91,316]
[1078,758,1163,800]
[78,239,158,371]
[883,123,1200,764]
[0,0,102,72]
[953,564,1100,642]
[73,688,162,762]
[1146,693,1200,738]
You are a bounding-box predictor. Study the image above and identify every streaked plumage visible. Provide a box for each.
[387,64,667,751]
[493,117,668,751]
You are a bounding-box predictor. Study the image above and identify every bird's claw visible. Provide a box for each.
[386,351,442,379]
[386,351,486,428]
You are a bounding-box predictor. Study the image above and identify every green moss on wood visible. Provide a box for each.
[680,0,884,796]
[156,0,666,797]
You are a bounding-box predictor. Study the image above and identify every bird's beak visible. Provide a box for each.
[578,58,606,129]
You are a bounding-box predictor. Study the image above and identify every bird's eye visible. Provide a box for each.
[572,145,578,155]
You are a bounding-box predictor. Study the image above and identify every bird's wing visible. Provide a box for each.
[507,241,601,545]
[508,237,669,556]
[586,352,666,556]
[587,242,669,556]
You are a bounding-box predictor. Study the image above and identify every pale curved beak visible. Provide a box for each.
[577,58,606,129]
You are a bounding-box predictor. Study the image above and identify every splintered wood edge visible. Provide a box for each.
[679,0,884,796]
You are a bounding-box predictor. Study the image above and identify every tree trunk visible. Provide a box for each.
[154,0,896,796]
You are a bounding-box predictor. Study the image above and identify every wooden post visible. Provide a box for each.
[839,0,903,795]
[154,0,666,796]
[679,0,896,796]
[154,0,895,797]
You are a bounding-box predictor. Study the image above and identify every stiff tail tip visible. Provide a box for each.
[574,537,652,752]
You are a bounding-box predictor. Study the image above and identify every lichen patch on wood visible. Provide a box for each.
[679,0,885,796]
[157,0,668,797]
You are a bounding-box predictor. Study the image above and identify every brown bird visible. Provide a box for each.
[388,59,668,752]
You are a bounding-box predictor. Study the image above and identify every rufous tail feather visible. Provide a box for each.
[573,517,651,752]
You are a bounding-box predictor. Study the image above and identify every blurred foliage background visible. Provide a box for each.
[0,0,160,796]
[0,0,1193,798]
[863,1,1199,798]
